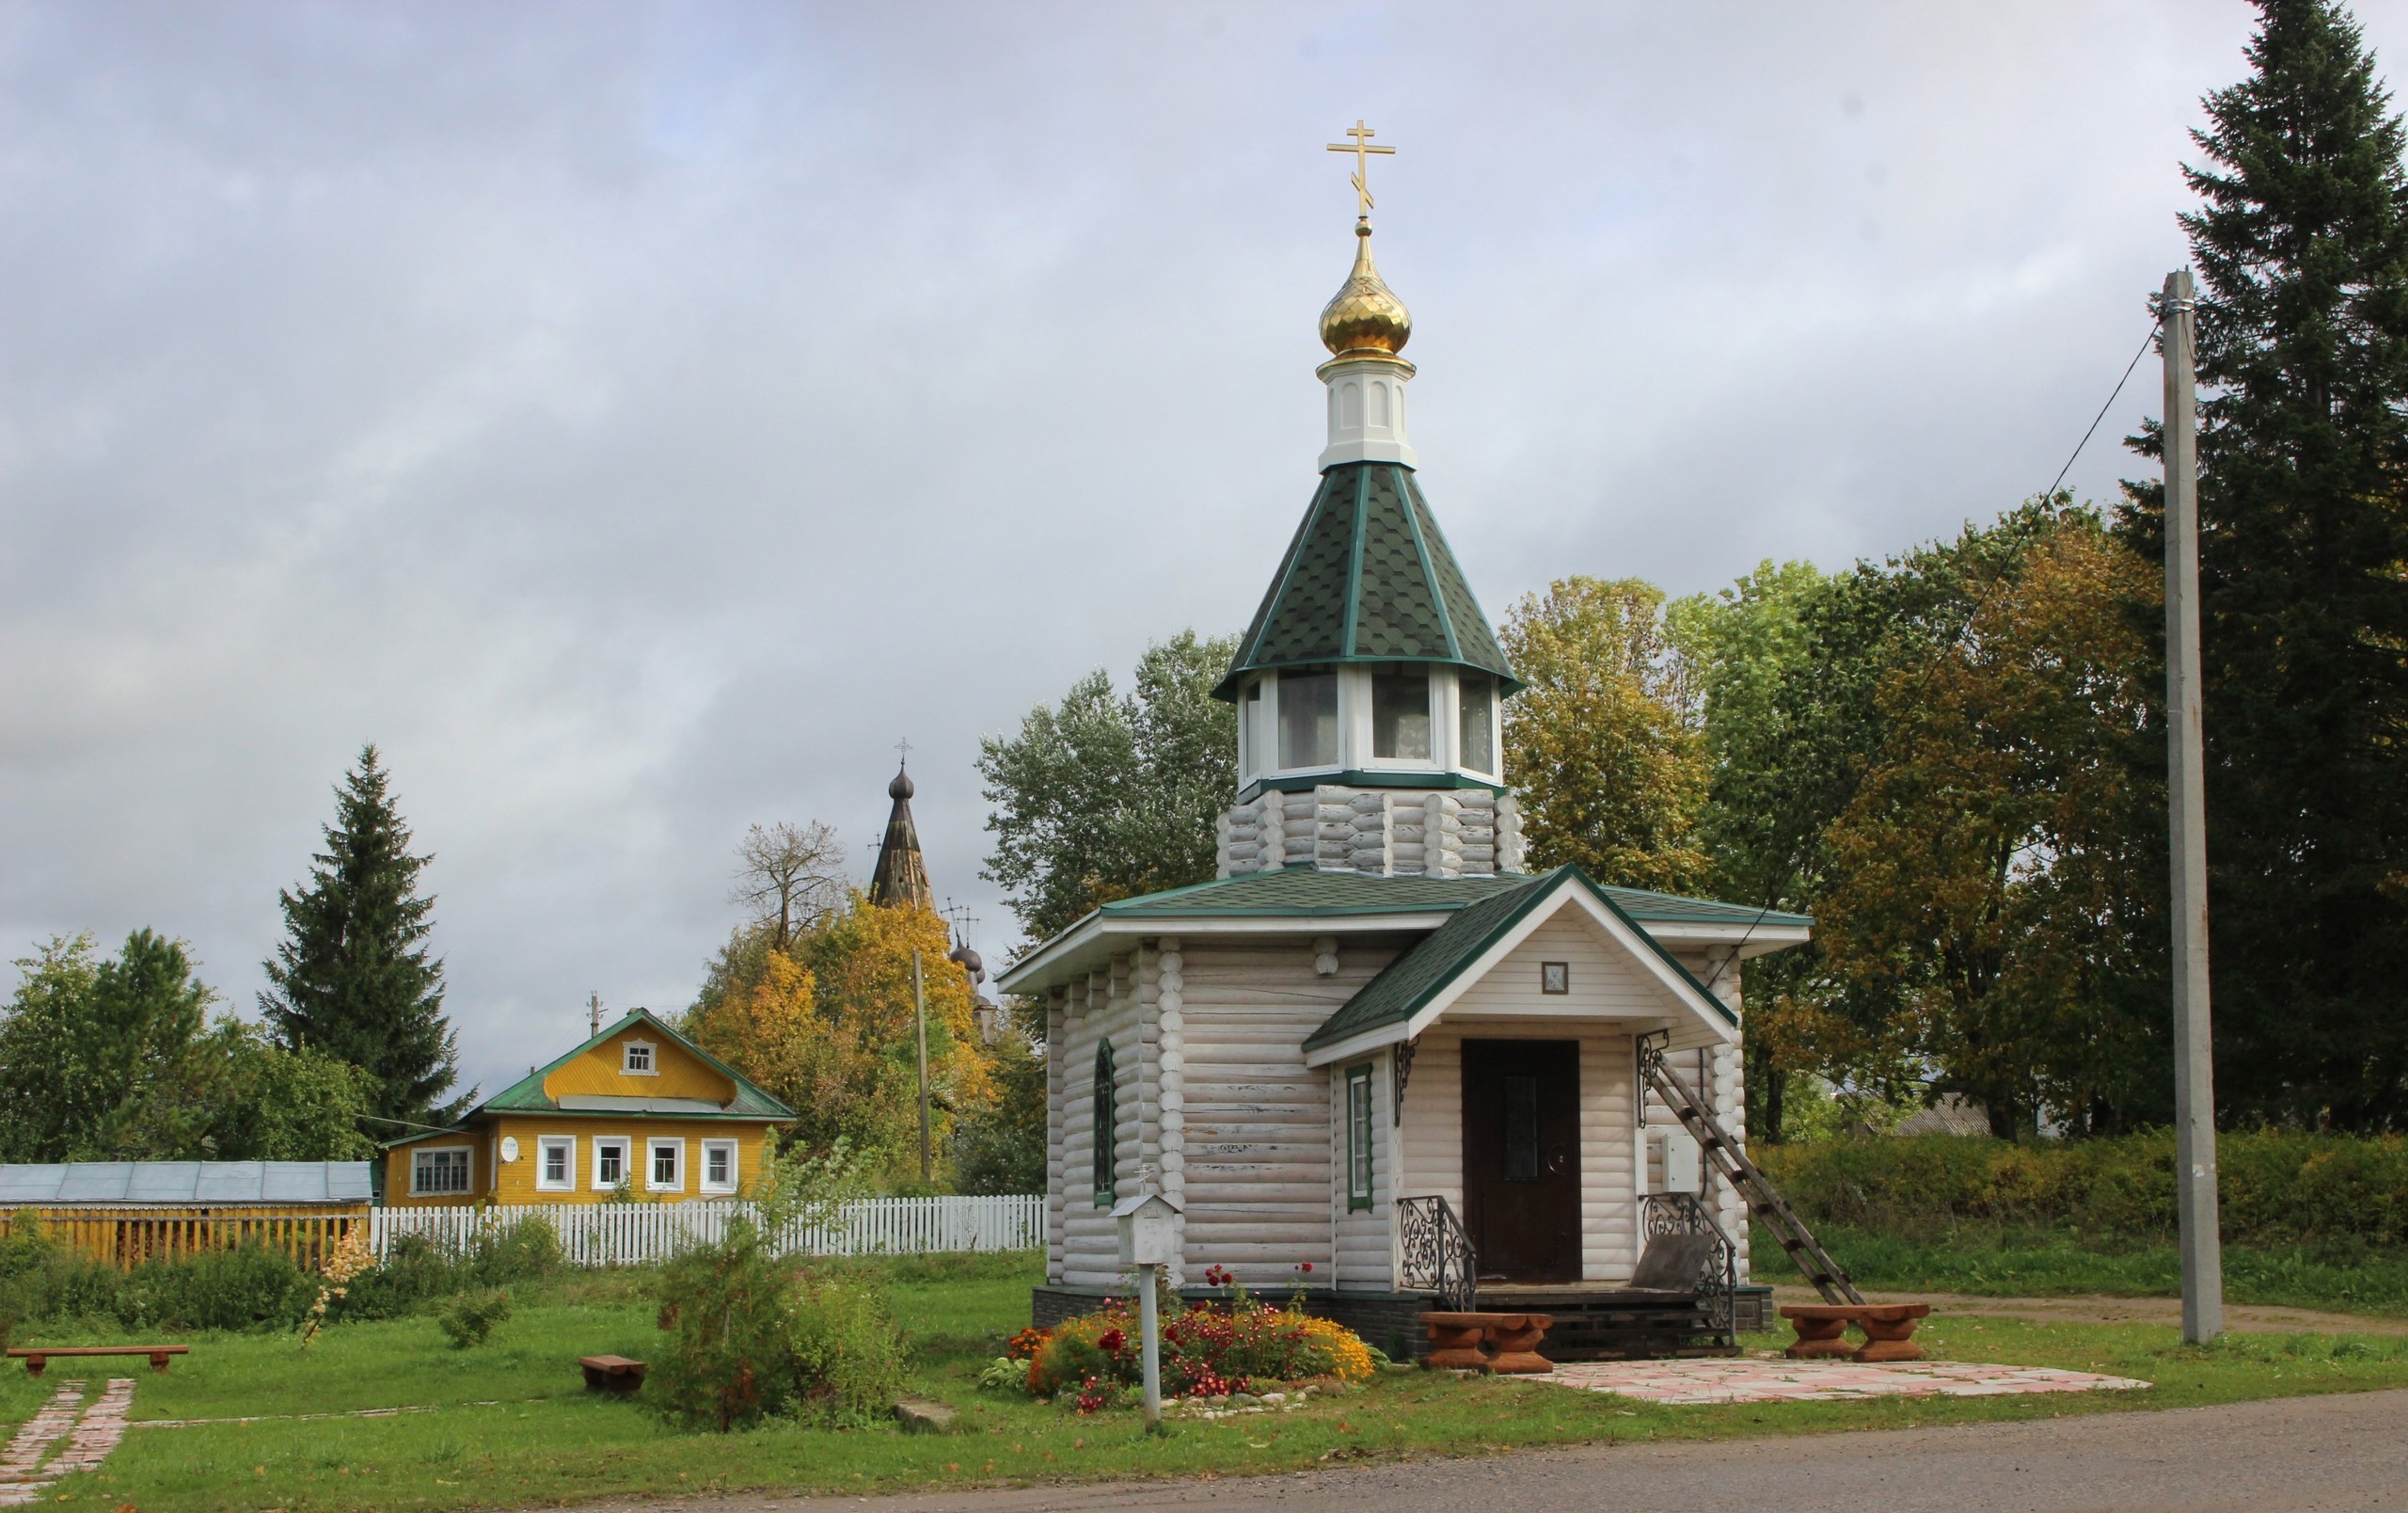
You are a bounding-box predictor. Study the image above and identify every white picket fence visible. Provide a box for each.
[369,1195,1044,1266]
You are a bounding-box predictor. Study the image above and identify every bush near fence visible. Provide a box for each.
[1757,1131,2408,1245]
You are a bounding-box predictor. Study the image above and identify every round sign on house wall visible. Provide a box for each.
[499,1136,520,1163]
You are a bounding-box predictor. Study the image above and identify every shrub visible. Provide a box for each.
[121,1244,315,1331]
[335,1234,461,1321]
[436,1288,514,1348]
[648,1139,897,1432]
[468,1217,562,1287]
[647,1217,905,1431]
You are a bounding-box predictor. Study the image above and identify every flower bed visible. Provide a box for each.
[1005,1272,1374,1409]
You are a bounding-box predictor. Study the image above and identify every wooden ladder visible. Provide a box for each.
[1640,1042,1864,1306]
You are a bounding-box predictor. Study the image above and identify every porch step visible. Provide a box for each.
[1483,1291,1738,1362]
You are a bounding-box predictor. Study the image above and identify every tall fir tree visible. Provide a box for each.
[2128,0,2408,1126]
[261,745,467,1129]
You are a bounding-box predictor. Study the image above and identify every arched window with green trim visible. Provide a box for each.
[1092,1039,1117,1206]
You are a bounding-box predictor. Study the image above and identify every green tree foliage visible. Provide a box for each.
[201,1026,377,1162]
[978,631,1238,941]
[0,931,215,1160]
[2122,0,2408,1128]
[1674,507,2171,1142]
[1813,513,2166,1139]
[0,932,377,1163]
[1666,562,1826,1140]
[1499,577,1710,892]
[261,745,466,1130]
[952,1023,1046,1195]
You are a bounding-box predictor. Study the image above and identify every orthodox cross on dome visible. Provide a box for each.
[1326,119,1394,219]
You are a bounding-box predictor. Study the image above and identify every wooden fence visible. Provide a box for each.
[0,1207,368,1271]
[370,1195,1045,1266]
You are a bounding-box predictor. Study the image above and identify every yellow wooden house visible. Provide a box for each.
[380,1009,795,1206]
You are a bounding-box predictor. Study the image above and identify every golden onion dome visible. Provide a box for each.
[1319,220,1411,358]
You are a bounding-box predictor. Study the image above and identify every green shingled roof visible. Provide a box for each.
[474,1008,798,1122]
[1092,865,1812,930]
[1214,462,1521,699]
[1302,866,1742,1051]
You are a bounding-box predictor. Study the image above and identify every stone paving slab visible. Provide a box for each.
[1538,1358,2150,1405]
[0,1378,135,1507]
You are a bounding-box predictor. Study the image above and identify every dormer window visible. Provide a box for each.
[1370,670,1432,761]
[622,1041,657,1075]
[1277,669,1339,769]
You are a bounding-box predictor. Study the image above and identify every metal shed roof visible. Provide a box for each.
[0,1161,372,1207]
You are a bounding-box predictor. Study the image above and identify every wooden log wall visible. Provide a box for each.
[1176,935,1403,1287]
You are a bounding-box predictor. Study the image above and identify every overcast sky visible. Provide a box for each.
[3,1,2391,1098]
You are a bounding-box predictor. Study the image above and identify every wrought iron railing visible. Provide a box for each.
[1397,1194,1478,1313]
[1642,1190,1736,1349]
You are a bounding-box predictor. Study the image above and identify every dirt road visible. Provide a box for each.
[651,1387,2408,1512]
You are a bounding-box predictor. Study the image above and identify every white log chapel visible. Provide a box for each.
[1001,171,1814,1358]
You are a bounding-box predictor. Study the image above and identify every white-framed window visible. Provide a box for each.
[701,1139,739,1194]
[1457,671,1498,778]
[536,1135,576,1191]
[1369,668,1433,763]
[1345,1063,1374,1213]
[647,1138,684,1193]
[593,1136,632,1191]
[622,1040,657,1075]
[411,1146,472,1197]
[1240,678,1264,781]
[1276,668,1340,771]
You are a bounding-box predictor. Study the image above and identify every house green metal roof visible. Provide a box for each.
[1091,865,1812,930]
[1302,866,1740,1051]
[1213,461,1521,699]
[472,1008,797,1122]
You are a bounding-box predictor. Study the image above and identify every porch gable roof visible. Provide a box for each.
[1301,865,1738,1060]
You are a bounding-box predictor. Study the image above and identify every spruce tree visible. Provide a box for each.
[261,745,466,1129]
[2133,0,2408,1125]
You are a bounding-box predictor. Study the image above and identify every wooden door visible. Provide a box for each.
[1461,1040,1582,1282]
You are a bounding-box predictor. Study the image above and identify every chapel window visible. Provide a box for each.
[1459,673,1497,775]
[1092,1040,1118,1206]
[1346,1063,1374,1212]
[1371,671,1432,760]
[1277,671,1339,769]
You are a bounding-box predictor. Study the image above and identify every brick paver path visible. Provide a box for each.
[0,1378,135,1507]
[1537,1358,2150,1405]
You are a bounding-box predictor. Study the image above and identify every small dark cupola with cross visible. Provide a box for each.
[1213,122,1525,881]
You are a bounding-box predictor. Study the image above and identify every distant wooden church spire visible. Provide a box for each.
[868,758,933,909]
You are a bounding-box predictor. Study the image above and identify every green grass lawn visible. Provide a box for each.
[9,1252,2408,1512]
[1757,1221,2408,1315]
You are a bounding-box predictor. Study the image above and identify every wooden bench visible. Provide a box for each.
[578,1354,648,1394]
[1417,1312,1558,1374]
[8,1346,189,1378]
[1779,1303,1932,1362]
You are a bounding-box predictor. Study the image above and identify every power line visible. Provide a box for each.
[2042,318,2162,502]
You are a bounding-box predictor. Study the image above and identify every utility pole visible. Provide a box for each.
[911,949,933,1185]
[2162,266,2224,1344]
[588,991,602,1039]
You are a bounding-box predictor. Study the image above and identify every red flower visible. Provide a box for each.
[1098,1329,1126,1354]
[1298,1262,1313,1273]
